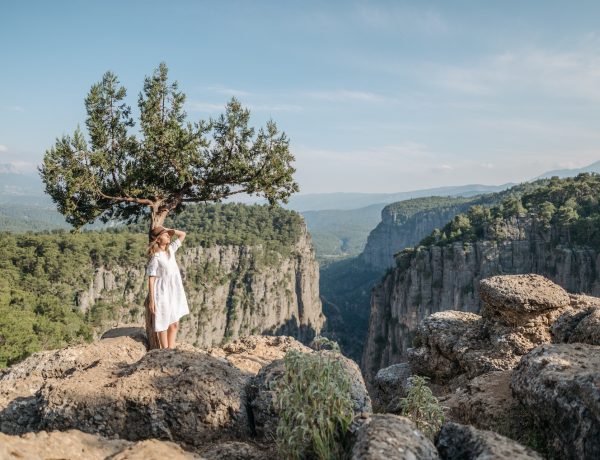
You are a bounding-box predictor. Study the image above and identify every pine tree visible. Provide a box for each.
[40,63,299,348]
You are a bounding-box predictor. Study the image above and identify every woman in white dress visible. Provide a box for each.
[147,226,190,349]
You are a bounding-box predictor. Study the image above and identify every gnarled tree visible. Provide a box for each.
[40,63,299,349]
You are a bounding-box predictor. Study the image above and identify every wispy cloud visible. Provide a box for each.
[186,102,227,112]
[11,161,33,168]
[206,85,252,97]
[306,90,397,104]
[3,106,26,112]
[187,101,301,113]
[0,145,7,152]
[355,3,447,33]
[433,164,454,171]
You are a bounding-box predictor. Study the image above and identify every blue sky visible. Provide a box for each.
[2,1,600,194]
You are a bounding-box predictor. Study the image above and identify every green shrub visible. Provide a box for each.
[273,336,354,460]
[397,376,447,439]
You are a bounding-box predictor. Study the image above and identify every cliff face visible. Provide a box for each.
[360,204,472,271]
[361,213,600,384]
[76,225,324,347]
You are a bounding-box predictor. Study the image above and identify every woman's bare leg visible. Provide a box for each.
[167,322,179,349]
[157,330,169,349]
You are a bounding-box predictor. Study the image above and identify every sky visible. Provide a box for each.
[2,0,600,194]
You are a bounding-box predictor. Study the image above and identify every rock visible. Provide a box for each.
[39,348,251,448]
[407,311,481,383]
[441,370,536,441]
[0,337,146,435]
[478,274,570,313]
[510,343,600,460]
[248,352,371,443]
[101,324,148,349]
[373,363,412,412]
[208,335,311,375]
[200,441,277,460]
[551,301,600,346]
[405,275,584,386]
[436,423,543,460]
[350,414,439,460]
[0,429,203,460]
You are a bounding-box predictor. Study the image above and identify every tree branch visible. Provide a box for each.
[180,189,247,203]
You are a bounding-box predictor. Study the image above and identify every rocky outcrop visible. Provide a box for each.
[510,343,600,460]
[436,423,543,460]
[0,430,205,460]
[0,335,147,435]
[39,348,251,447]
[550,299,600,345]
[362,213,600,384]
[350,414,439,460]
[1,330,369,458]
[248,352,372,443]
[404,275,578,387]
[361,203,472,271]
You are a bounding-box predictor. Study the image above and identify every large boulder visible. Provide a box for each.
[0,429,203,460]
[510,343,600,460]
[407,275,580,385]
[436,423,543,460]
[551,298,600,346]
[373,363,412,412]
[248,352,371,443]
[350,414,439,460]
[39,348,251,448]
[199,441,277,460]
[0,336,146,435]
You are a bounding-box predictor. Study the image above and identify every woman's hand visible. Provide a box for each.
[149,299,155,314]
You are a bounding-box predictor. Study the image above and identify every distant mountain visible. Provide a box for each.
[279,183,516,212]
[530,160,600,181]
[0,164,46,198]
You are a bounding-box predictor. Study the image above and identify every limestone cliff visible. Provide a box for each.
[360,204,472,271]
[362,213,600,384]
[76,224,324,347]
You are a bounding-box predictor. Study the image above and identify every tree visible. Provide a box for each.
[40,63,299,348]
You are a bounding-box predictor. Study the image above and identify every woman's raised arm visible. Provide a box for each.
[172,229,186,245]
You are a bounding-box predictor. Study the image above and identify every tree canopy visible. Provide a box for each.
[40,63,299,230]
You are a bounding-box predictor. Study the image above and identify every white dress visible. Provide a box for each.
[147,239,189,332]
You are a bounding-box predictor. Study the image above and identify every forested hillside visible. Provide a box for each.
[0,203,307,368]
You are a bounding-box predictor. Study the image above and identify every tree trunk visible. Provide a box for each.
[145,208,170,350]
[145,294,160,350]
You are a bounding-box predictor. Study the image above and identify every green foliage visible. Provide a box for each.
[274,337,354,460]
[397,376,447,439]
[40,63,298,230]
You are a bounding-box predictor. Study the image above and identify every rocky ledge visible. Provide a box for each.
[374,273,600,459]
[0,322,550,459]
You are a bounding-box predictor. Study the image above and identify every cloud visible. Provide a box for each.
[11,161,33,168]
[187,101,302,113]
[355,3,447,33]
[306,90,396,104]
[0,145,7,152]
[206,85,252,97]
[481,163,495,169]
[3,106,26,112]
[432,164,454,171]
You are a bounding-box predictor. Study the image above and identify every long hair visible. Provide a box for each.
[147,238,171,262]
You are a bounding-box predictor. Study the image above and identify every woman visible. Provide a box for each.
[147,226,189,349]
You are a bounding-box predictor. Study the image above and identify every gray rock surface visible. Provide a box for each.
[362,213,600,384]
[510,343,600,460]
[0,336,146,435]
[0,429,204,459]
[200,441,277,460]
[436,423,543,460]
[350,413,439,460]
[478,274,570,313]
[373,363,412,411]
[248,352,371,443]
[404,275,581,385]
[39,348,250,447]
